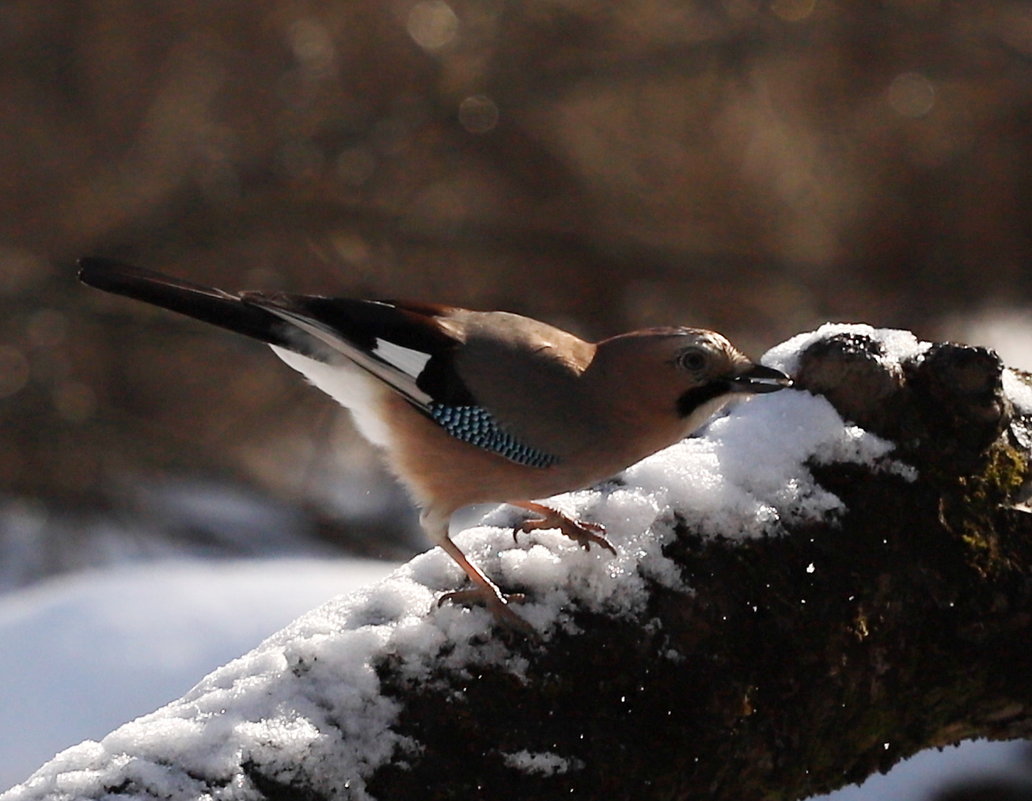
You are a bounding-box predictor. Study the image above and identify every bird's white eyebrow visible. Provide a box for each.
[373,339,432,378]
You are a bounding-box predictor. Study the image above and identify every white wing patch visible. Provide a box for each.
[255,302,434,408]
[373,339,432,378]
[269,345,394,447]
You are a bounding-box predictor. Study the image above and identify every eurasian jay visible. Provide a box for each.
[78,257,791,632]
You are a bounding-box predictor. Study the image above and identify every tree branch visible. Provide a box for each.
[7,325,1030,801]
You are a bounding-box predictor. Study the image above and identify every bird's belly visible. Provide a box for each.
[378,393,623,513]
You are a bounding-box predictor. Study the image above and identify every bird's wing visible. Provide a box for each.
[78,258,559,467]
[78,257,473,409]
[238,291,474,410]
[244,293,561,467]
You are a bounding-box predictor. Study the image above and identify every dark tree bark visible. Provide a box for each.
[8,330,1031,801]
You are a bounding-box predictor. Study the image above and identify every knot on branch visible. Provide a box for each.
[796,334,1012,475]
[908,344,1012,463]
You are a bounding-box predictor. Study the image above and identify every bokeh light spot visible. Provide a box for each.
[770,0,817,22]
[287,17,336,73]
[407,0,459,52]
[0,345,29,399]
[331,232,372,266]
[887,72,936,118]
[458,95,499,134]
[25,308,68,349]
[723,0,761,19]
[0,247,45,295]
[53,381,97,423]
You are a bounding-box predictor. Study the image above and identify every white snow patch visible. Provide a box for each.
[502,749,579,776]
[764,320,1032,418]
[763,322,930,376]
[1004,369,1032,414]
[0,558,395,793]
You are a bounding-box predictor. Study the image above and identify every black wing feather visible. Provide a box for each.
[245,293,475,406]
[78,258,299,351]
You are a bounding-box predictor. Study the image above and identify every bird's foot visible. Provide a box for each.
[437,587,537,637]
[513,504,617,555]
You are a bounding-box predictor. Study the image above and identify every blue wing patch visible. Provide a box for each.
[427,403,559,468]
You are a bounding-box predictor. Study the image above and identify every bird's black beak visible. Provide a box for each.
[729,363,793,394]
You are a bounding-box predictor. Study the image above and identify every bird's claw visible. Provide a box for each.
[437,588,538,637]
[513,508,617,555]
[438,588,527,607]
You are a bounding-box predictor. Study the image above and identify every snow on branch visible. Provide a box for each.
[5,325,1031,801]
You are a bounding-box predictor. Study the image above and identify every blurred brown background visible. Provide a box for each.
[2,0,1032,562]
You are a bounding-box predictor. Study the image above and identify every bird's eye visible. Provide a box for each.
[677,347,709,372]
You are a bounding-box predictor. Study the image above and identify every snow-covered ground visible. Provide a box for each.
[0,557,396,790]
[821,739,1031,801]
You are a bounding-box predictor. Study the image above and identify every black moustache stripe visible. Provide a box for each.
[676,381,731,418]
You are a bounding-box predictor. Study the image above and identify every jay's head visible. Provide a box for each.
[591,327,792,429]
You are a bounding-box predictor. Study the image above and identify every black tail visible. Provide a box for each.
[78,257,294,349]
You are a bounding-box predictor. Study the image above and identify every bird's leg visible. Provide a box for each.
[509,500,617,555]
[421,509,537,636]
[434,536,537,636]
